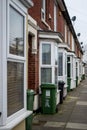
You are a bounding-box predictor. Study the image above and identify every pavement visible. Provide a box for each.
[32,78,87,130]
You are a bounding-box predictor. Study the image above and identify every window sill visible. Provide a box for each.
[0,110,32,130]
[41,19,51,30]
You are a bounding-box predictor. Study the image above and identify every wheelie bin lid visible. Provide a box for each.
[27,89,35,95]
[40,83,57,89]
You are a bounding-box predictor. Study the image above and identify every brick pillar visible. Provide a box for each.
[28,34,39,93]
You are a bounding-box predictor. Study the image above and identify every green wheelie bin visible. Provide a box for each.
[26,89,34,130]
[40,83,57,114]
[67,77,71,92]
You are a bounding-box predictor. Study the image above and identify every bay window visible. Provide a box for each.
[40,42,58,84]
[58,52,63,76]
[9,6,24,56]
[7,4,25,116]
[0,0,33,127]
[7,2,26,118]
[41,68,52,83]
[7,61,24,116]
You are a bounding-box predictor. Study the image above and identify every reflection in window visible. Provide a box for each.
[67,57,71,77]
[9,6,24,56]
[55,46,58,65]
[42,44,51,64]
[58,53,63,76]
[41,68,52,83]
[7,61,24,116]
[55,67,58,84]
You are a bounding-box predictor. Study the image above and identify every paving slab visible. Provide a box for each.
[32,78,87,130]
[66,122,87,130]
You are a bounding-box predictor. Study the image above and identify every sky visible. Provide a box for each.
[64,0,87,48]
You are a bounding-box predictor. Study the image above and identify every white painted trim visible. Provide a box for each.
[54,4,57,31]
[39,41,58,85]
[28,15,37,26]
[0,0,7,126]
[41,0,46,21]
[11,0,28,13]
[19,0,34,8]
[7,0,27,124]
[0,111,32,130]
[58,43,70,50]
[7,0,26,59]
[28,15,37,54]
[0,0,29,126]
[39,33,63,43]
[41,19,51,29]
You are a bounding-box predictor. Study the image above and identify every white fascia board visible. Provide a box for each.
[39,33,63,43]
[19,0,34,8]
[58,43,70,50]
[67,52,75,56]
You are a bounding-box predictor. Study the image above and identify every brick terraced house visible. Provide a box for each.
[28,0,83,110]
[0,1,84,130]
[0,0,34,130]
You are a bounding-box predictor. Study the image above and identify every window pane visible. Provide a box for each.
[42,0,45,10]
[58,53,63,76]
[41,68,52,83]
[67,57,71,77]
[55,46,58,65]
[65,54,67,75]
[7,61,24,116]
[67,62,71,77]
[55,67,58,84]
[9,6,24,56]
[42,44,51,64]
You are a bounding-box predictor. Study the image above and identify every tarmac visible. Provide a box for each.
[32,78,87,130]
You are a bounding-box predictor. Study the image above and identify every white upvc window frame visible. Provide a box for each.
[54,3,57,31]
[39,41,58,85]
[65,24,67,43]
[0,0,7,126]
[7,0,27,123]
[7,0,26,61]
[58,52,63,76]
[41,0,46,21]
[0,0,28,126]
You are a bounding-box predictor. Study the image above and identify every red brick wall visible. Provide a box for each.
[46,0,54,30]
[58,7,65,37]
[28,0,66,92]
[29,0,56,31]
[28,34,39,93]
[70,33,72,50]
